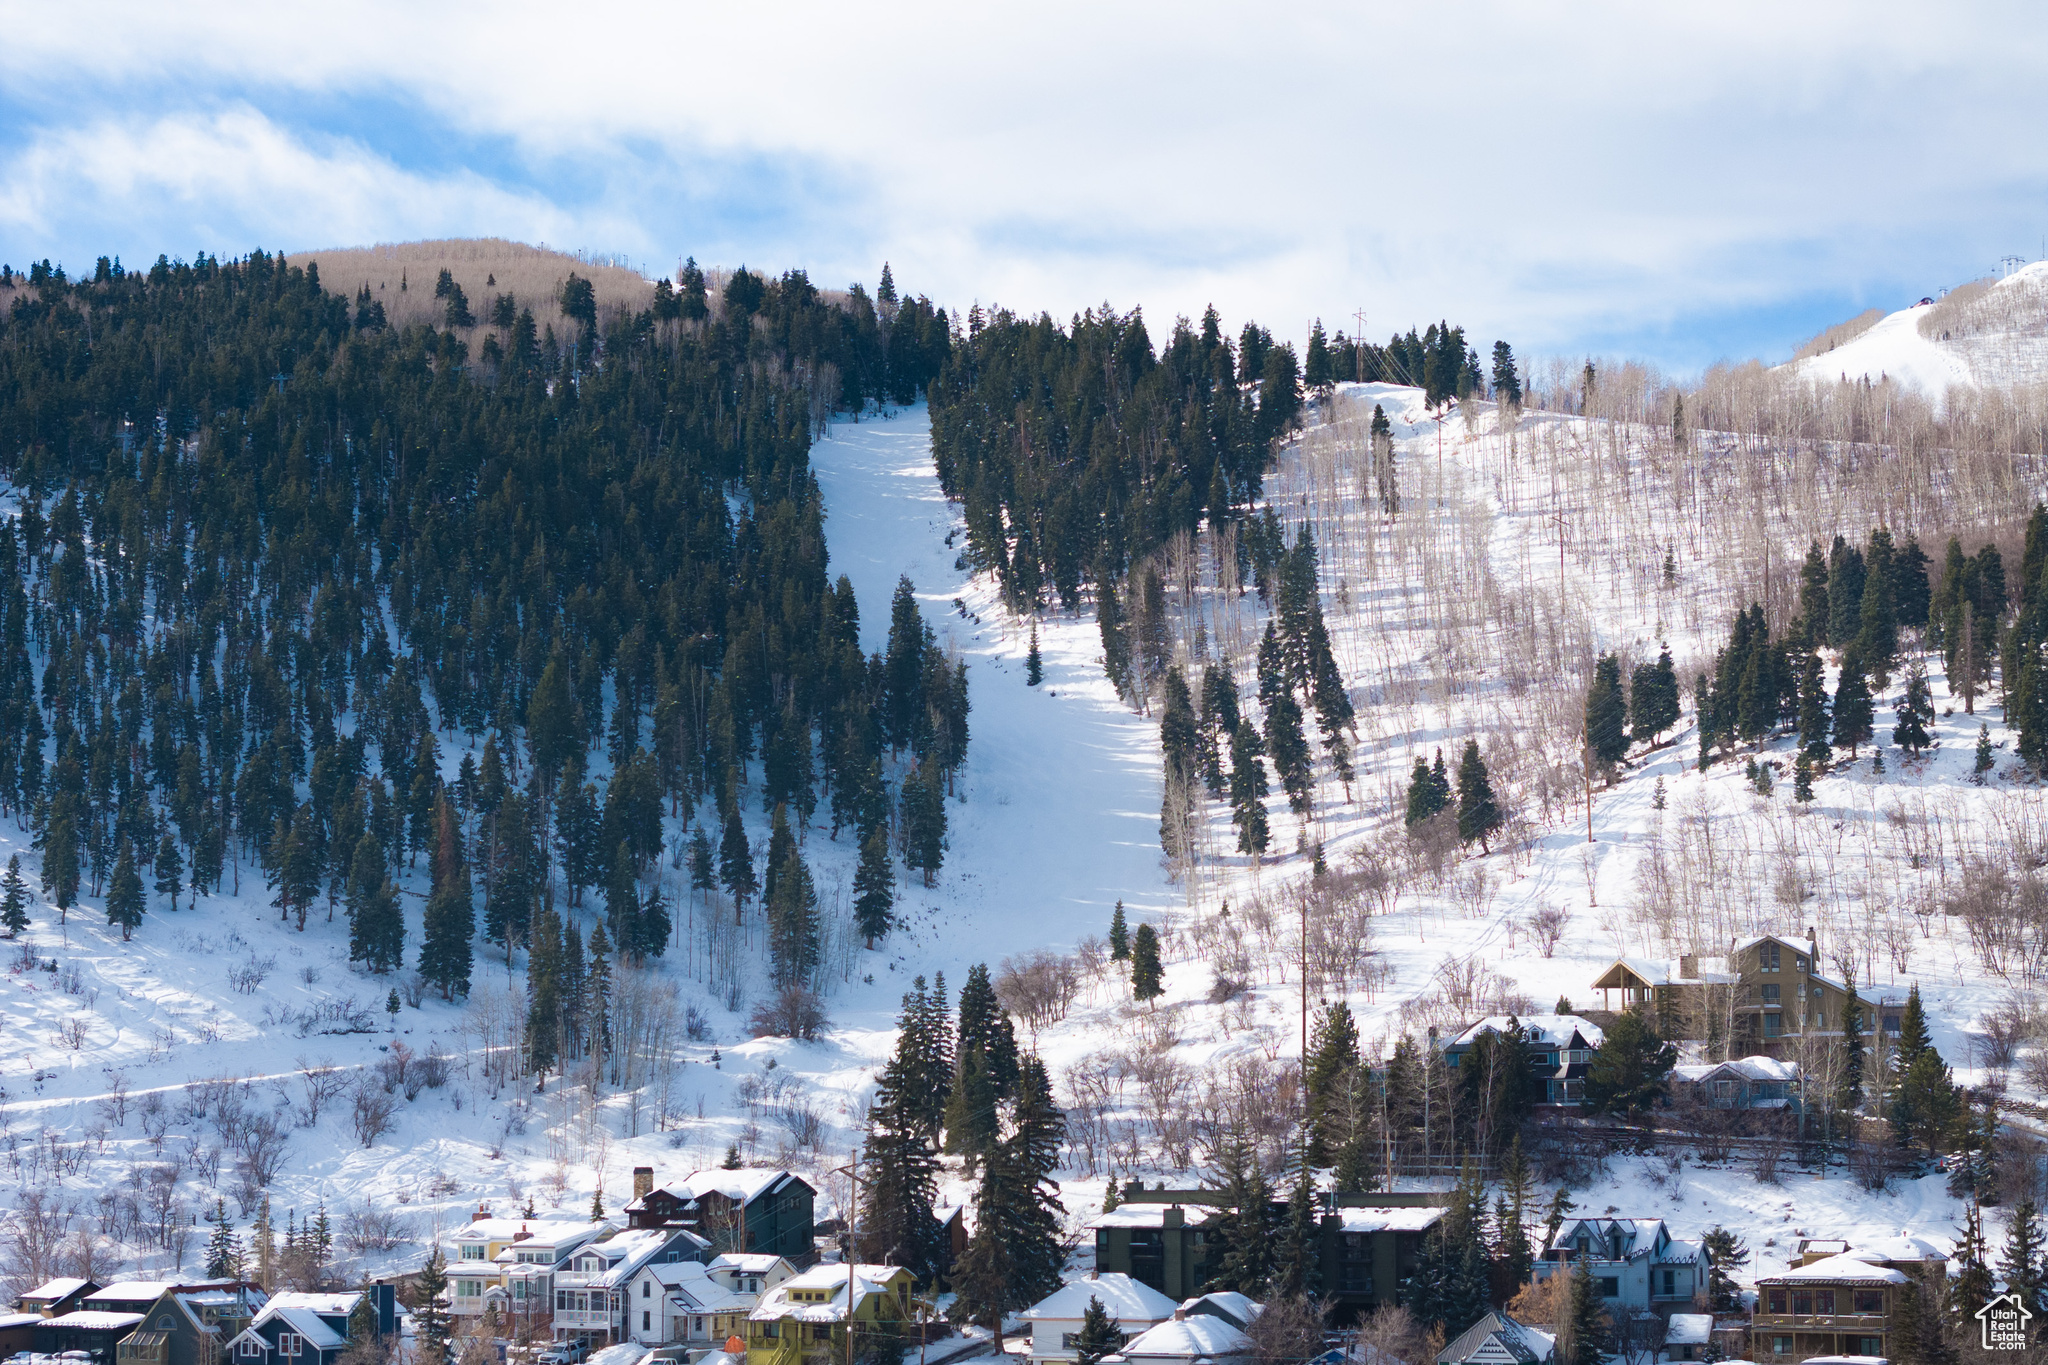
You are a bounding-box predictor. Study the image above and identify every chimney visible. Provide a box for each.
[634,1167,655,1201]
[1678,954,1697,980]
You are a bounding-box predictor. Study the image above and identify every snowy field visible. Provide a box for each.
[4,375,2046,1288]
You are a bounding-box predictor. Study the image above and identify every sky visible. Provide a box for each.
[3,0,2047,375]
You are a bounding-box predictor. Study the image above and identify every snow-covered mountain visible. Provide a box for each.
[1789,261,2048,397]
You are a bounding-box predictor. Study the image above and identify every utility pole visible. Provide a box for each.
[1352,307,1369,383]
[832,1156,863,1365]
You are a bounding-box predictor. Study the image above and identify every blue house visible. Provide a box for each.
[223,1288,395,1365]
[1441,1015,1604,1107]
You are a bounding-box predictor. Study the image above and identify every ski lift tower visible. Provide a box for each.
[2000,254,2028,279]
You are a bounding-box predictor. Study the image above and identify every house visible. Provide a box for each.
[222,1288,395,1365]
[709,1254,797,1301]
[34,1309,147,1364]
[19,1279,101,1317]
[548,1225,713,1346]
[1590,934,1906,1057]
[1090,1206,1217,1301]
[1530,1218,1707,1312]
[116,1284,268,1365]
[1840,1235,1948,1274]
[743,1264,915,1365]
[626,1169,816,1266]
[1018,1275,1181,1365]
[1321,1207,1445,1311]
[1664,1314,1714,1361]
[0,1312,42,1357]
[1669,1057,1802,1112]
[1113,1316,1254,1365]
[1177,1294,1261,1332]
[624,1259,753,1349]
[443,1216,614,1323]
[1442,1016,1605,1107]
[1751,1254,1907,1362]
[1435,1312,1554,1365]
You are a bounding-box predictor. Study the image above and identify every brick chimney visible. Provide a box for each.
[1678,954,1697,980]
[634,1167,654,1201]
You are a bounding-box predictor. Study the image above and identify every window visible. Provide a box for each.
[1713,1079,1735,1105]
[1854,1291,1884,1314]
[461,1245,485,1260]
[1815,1290,1836,1315]
[642,1312,651,1332]
[1767,1289,1787,1313]
[1883,1014,1902,1034]
[1761,943,1780,971]
[1763,1013,1782,1038]
[811,1326,831,1342]
[279,1335,303,1358]
[1761,984,1781,1004]
[1792,1292,1813,1316]
[694,1320,704,1338]
[239,1342,264,1359]
[1660,1270,1676,1297]
[1596,1278,1619,1298]
[1856,1338,1883,1355]
[642,1283,651,1299]
[1773,1337,1792,1356]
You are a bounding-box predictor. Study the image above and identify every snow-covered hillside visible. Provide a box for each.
[1790,261,2048,398]
[5,376,2046,1292]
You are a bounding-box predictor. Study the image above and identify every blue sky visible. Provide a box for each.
[4,0,2046,375]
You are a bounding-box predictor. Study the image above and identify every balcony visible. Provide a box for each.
[552,1310,618,1332]
[1751,1314,1887,1331]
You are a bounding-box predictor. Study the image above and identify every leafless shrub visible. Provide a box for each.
[340,1203,415,1257]
[996,950,1082,1033]
[237,1113,292,1187]
[51,1016,91,1051]
[749,986,826,1040]
[1351,1305,1435,1365]
[685,1004,712,1042]
[227,955,275,994]
[417,1048,452,1091]
[1208,972,1248,1004]
[295,1061,351,1127]
[1529,906,1570,957]
[1246,1296,1326,1365]
[777,1096,825,1152]
[350,1076,400,1148]
[377,1043,420,1099]
[0,1188,74,1293]
[139,1090,170,1142]
[400,972,427,1008]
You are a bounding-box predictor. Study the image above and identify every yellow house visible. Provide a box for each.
[744,1264,915,1365]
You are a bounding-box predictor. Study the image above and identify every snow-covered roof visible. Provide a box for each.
[1091,1206,1215,1230]
[1118,1316,1254,1361]
[1177,1293,1261,1326]
[42,1313,147,1330]
[1770,1254,1908,1284]
[572,1229,694,1286]
[1336,1208,1444,1235]
[586,1344,648,1365]
[264,1293,358,1317]
[1448,1015,1604,1050]
[84,1284,182,1305]
[450,1217,609,1248]
[21,1280,92,1302]
[1664,1315,1713,1346]
[639,1260,752,1313]
[709,1254,785,1275]
[0,1313,44,1328]
[1848,1234,1948,1265]
[1547,1219,1670,1259]
[643,1169,793,1208]
[1673,1056,1800,1083]
[255,1305,346,1350]
[1020,1275,1180,1325]
[1437,1311,1554,1365]
[749,1265,904,1324]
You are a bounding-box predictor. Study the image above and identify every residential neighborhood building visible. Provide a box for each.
[743,1264,915,1365]
[1175,1294,1260,1332]
[1019,1274,1181,1365]
[1590,934,1905,1057]
[1322,1207,1445,1312]
[443,1216,613,1323]
[1664,1314,1714,1361]
[222,1289,396,1365]
[1113,1316,1253,1365]
[625,1169,816,1265]
[117,1284,268,1365]
[1530,1218,1707,1312]
[1751,1254,1907,1361]
[1442,1016,1604,1107]
[19,1279,101,1317]
[0,1312,36,1357]
[626,1255,790,1350]
[1669,1056,1802,1112]
[1089,1206,1215,1301]
[548,1225,712,1346]
[34,1308,147,1363]
[1435,1311,1554,1365]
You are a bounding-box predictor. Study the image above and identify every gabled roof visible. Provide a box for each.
[1769,1254,1908,1284]
[1673,1056,1801,1084]
[1437,1312,1553,1365]
[633,1169,801,1211]
[573,1229,704,1286]
[646,1264,752,1314]
[708,1254,787,1275]
[255,1304,346,1350]
[1020,1275,1180,1325]
[1448,1016,1604,1051]
[1546,1219,1670,1260]
[1118,1316,1254,1360]
[85,1285,187,1307]
[1177,1293,1262,1329]
[21,1279,93,1302]
[749,1264,906,1324]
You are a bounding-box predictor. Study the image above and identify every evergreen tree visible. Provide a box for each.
[688,826,717,899]
[1,855,30,937]
[1700,1226,1748,1313]
[1838,991,1865,1115]
[1976,723,1997,782]
[1228,722,1271,858]
[1108,900,1129,960]
[1955,1202,1994,1318]
[1557,1260,1611,1365]
[2003,1200,2044,1313]
[1264,689,1314,818]
[1627,645,1681,744]
[1272,1160,1321,1300]
[418,798,474,1000]
[524,903,562,1076]
[346,834,404,973]
[414,1249,452,1365]
[1798,651,1832,760]
[1026,622,1043,686]
[1130,922,1163,1002]
[1304,1001,1360,1166]
[1893,657,1933,755]
[900,762,948,886]
[1832,649,1876,757]
[1793,753,1816,803]
[1585,652,1629,773]
[860,987,946,1279]
[853,826,896,948]
[1583,1008,1676,1116]
[204,1198,243,1279]
[718,808,756,916]
[105,836,144,940]
[767,838,820,990]
[154,834,183,911]
[1828,537,1867,649]
[1858,528,1900,687]
[1202,1133,1276,1296]
[1070,1298,1121,1365]
[1455,739,1502,853]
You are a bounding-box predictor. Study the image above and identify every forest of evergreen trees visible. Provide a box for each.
[0,247,965,1055]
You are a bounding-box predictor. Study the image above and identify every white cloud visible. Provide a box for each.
[6,0,2048,365]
